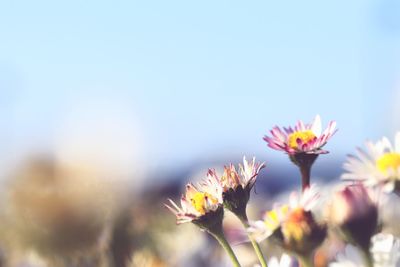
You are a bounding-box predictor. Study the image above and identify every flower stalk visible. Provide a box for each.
[290,153,318,191]
[208,223,242,267]
[237,213,268,267]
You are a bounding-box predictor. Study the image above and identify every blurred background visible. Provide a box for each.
[0,0,399,266]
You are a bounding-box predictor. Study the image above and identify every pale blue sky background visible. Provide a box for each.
[0,0,399,175]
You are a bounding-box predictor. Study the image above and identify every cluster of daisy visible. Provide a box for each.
[166,115,400,267]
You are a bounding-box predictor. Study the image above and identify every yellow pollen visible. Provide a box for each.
[376,153,400,175]
[190,192,217,215]
[287,130,316,149]
[264,205,289,231]
[282,208,310,242]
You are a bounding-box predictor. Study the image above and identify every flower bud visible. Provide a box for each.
[329,184,378,251]
[207,157,264,220]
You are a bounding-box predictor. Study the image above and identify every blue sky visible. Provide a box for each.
[0,0,399,173]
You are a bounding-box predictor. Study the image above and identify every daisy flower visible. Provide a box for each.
[166,175,242,267]
[263,115,337,155]
[342,132,400,192]
[264,115,336,190]
[165,178,223,228]
[248,184,320,242]
[329,234,400,267]
[207,156,265,219]
[207,157,269,267]
[248,185,326,256]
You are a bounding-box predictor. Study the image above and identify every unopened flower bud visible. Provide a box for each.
[207,157,265,221]
[329,184,378,251]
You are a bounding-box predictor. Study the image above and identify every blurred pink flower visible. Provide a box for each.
[329,183,378,251]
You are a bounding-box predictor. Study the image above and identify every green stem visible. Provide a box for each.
[298,255,314,267]
[210,232,242,267]
[238,214,268,267]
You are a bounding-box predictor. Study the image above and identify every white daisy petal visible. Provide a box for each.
[342,132,400,193]
[311,114,322,137]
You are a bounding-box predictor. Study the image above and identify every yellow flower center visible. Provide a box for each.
[264,205,289,231]
[376,153,400,175]
[190,192,218,215]
[287,130,316,149]
[282,208,310,242]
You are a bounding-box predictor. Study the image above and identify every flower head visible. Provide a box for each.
[248,185,326,256]
[370,233,400,267]
[328,183,378,251]
[208,156,265,218]
[263,115,337,155]
[165,179,223,231]
[329,234,400,267]
[342,132,400,192]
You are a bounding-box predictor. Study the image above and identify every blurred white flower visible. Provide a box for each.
[342,132,400,192]
[267,254,296,267]
[248,184,320,242]
[330,234,400,267]
[248,185,326,256]
[371,233,400,267]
